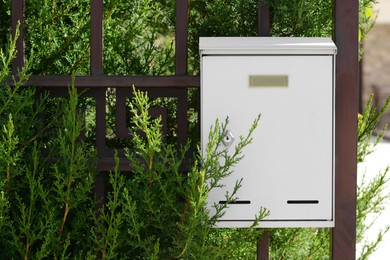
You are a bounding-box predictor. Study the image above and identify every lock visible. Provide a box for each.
[222,130,235,147]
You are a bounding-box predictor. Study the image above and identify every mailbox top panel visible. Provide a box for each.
[199,37,337,55]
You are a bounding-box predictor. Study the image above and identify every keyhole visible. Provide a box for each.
[222,130,235,147]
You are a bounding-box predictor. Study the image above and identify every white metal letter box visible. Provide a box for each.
[200,37,337,228]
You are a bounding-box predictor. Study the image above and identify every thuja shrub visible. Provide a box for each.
[1,32,268,258]
[356,94,390,259]
[89,87,268,259]
[0,82,97,258]
[0,30,97,258]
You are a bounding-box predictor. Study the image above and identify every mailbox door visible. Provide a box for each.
[202,55,334,227]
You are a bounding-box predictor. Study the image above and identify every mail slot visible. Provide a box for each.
[200,37,337,228]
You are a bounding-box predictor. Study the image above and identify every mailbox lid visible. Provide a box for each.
[199,37,337,55]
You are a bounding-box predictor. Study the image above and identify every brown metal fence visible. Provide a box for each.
[12,0,197,171]
[11,1,358,259]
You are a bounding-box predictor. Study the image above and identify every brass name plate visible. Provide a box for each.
[249,75,288,88]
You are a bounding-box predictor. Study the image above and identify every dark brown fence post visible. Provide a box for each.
[11,0,25,75]
[175,0,188,75]
[258,2,271,37]
[332,0,359,259]
[90,0,103,76]
[257,230,270,260]
[257,3,271,259]
[175,0,189,147]
[90,0,107,213]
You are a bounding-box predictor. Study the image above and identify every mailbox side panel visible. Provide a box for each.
[201,55,335,228]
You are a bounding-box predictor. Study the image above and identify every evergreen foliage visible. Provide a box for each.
[0,32,97,258]
[103,0,174,75]
[356,95,390,259]
[89,87,268,259]
[0,1,389,259]
[1,30,268,258]
[25,0,91,75]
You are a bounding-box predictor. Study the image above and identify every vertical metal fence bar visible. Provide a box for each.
[332,0,359,259]
[177,90,188,148]
[11,0,25,75]
[257,2,271,37]
[257,231,270,260]
[94,88,107,219]
[91,0,104,75]
[91,0,106,220]
[175,0,188,75]
[175,0,189,148]
[257,3,271,258]
[95,89,107,156]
